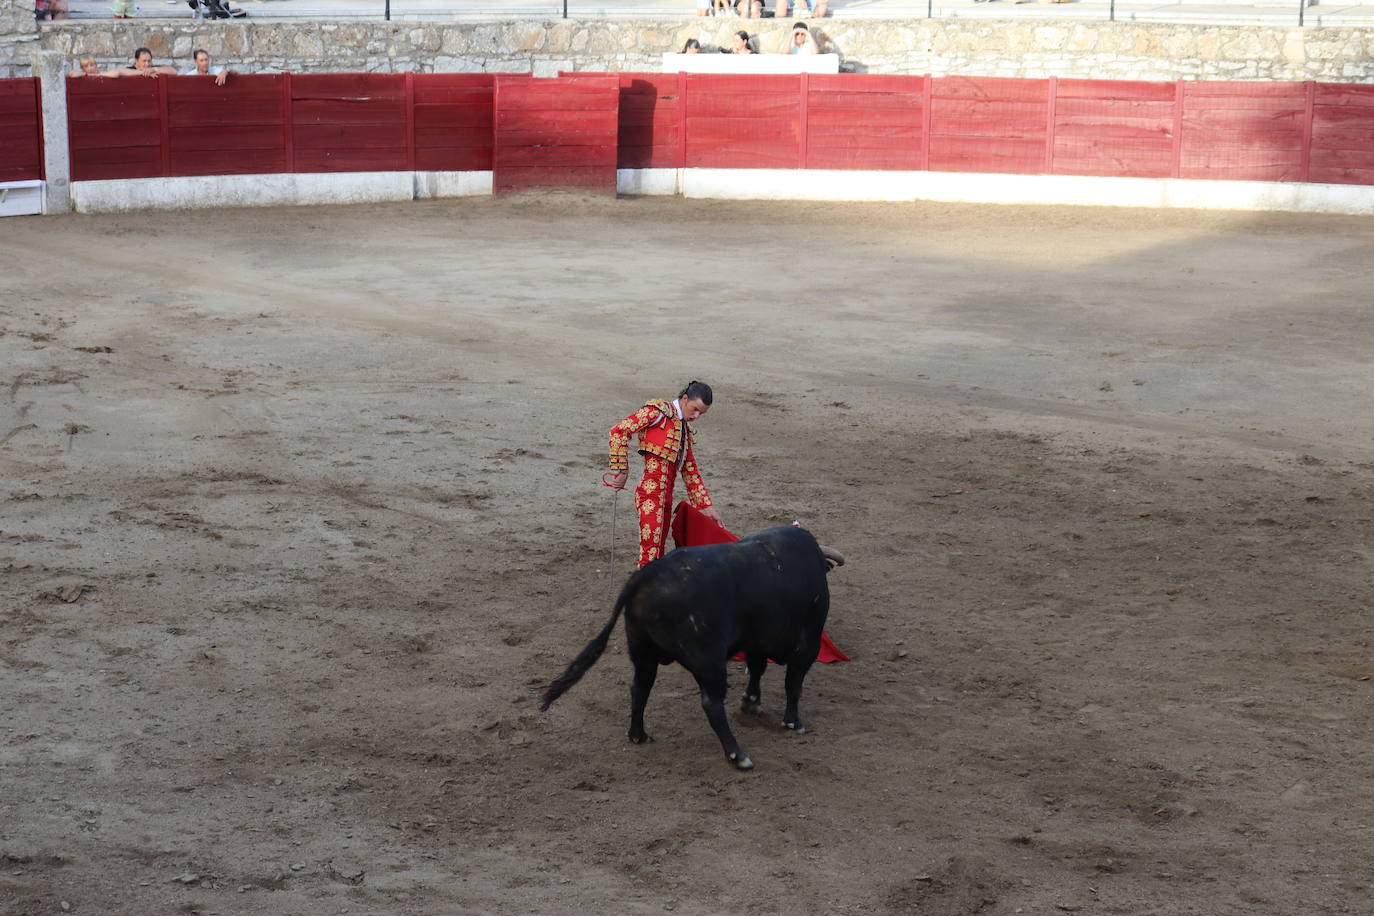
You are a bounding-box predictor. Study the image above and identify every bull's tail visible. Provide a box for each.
[539,584,633,711]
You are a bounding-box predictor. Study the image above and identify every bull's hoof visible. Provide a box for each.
[628,732,654,745]
[740,696,762,715]
[783,721,807,734]
[728,752,755,770]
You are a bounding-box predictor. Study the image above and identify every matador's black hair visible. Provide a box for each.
[679,380,713,406]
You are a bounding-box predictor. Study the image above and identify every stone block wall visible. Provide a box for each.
[2,0,39,76]
[5,15,1374,82]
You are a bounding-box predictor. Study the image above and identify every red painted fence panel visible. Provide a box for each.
[68,77,162,181]
[1309,83,1374,185]
[493,74,619,194]
[1051,78,1174,178]
[685,73,801,169]
[291,73,407,173]
[165,75,287,177]
[929,77,1049,174]
[413,74,495,171]
[805,73,924,171]
[1178,80,1307,182]
[617,73,682,170]
[0,78,43,182]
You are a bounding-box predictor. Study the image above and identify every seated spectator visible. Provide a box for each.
[682,39,703,53]
[783,21,819,54]
[727,30,756,54]
[104,47,178,78]
[712,0,732,15]
[111,0,133,18]
[778,0,827,16]
[734,0,770,17]
[181,48,234,86]
[68,57,103,78]
[35,0,69,21]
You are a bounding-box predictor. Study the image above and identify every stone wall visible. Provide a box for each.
[1,0,38,77]
[7,16,1374,82]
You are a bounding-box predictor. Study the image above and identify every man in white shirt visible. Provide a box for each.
[181,49,233,86]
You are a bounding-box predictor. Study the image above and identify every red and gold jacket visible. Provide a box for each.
[609,398,712,508]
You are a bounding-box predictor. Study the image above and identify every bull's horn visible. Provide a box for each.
[819,545,845,569]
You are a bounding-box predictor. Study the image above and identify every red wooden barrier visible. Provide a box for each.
[1178,80,1308,182]
[929,76,1049,175]
[413,74,495,172]
[806,73,924,171]
[67,76,162,181]
[166,74,287,177]
[616,73,683,170]
[1309,83,1374,185]
[1051,79,1175,179]
[0,78,43,182]
[493,74,618,194]
[685,73,801,169]
[51,72,1374,195]
[291,73,407,173]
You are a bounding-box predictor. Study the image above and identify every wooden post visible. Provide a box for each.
[404,71,416,173]
[157,76,171,177]
[283,72,295,174]
[1045,75,1057,175]
[920,73,932,173]
[1171,78,1184,179]
[677,70,688,169]
[1300,80,1315,183]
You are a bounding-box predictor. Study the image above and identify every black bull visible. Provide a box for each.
[540,525,843,770]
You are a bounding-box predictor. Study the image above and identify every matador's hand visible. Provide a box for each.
[604,470,628,491]
[699,506,722,526]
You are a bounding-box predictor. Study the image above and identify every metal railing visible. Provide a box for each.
[55,0,1364,27]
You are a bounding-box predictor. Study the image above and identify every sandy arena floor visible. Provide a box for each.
[2,195,1373,915]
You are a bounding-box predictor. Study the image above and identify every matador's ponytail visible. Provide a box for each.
[679,380,714,406]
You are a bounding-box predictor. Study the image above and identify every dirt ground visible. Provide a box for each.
[2,195,1373,915]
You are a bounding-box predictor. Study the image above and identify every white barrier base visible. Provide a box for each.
[415,171,495,199]
[617,168,681,197]
[72,171,494,213]
[65,166,1374,217]
[1,180,44,218]
[677,168,1374,216]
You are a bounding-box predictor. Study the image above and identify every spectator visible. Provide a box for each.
[35,0,70,21]
[104,47,177,78]
[782,21,819,54]
[68,57,103,78]
[181,48,234,86]
[734,0,769,17]
[682,39,703,53]
[727,30,756,54]
[111,0,134,18]
[779,0,827,17]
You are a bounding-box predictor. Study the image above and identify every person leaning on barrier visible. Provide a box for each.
[181,49,235,87]
[104,47,177,78]
[782,21,819,54]
[724,30,756,54]
[68,57,103,78]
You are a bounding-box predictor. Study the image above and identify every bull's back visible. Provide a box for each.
[624,526,829,664]
[734,527,830,659]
